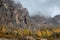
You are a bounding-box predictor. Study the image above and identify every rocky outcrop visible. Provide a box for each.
[53,15,60,25]
[0,0,31,28]
[30,16,46,24]
[43,15,60,25]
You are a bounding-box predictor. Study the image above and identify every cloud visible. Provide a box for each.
[49,6,60,17]
[15,0,60,17]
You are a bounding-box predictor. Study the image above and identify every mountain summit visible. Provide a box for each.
[0,0,31,28]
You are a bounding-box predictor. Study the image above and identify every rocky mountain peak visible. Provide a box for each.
[53,15,60,25]
[0,0,31,28]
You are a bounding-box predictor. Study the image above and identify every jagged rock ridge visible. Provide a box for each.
[0,0,31,28]
[31,15,60,26]
[53,15,60,25]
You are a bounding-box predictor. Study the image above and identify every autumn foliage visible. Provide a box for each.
[0,25,60,40]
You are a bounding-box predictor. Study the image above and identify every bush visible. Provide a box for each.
[0,25,8,33]
[17,29,23,36]
[46,30,53,37]
[35,30,42,38]
[23,28,29,36]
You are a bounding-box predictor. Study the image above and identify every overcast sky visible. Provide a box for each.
[13,0,60,18]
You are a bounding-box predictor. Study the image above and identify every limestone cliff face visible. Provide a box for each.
[0,0,31,28]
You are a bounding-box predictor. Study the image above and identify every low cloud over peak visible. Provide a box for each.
[14,0,60,18]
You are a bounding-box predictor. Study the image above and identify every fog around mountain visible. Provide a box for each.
[13,0,60,18]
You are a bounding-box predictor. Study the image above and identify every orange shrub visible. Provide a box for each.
[53,29,60,33]
[42,31,46,36]
[0,25,7,33]
[35,30,42,37]
[46,30,53,37]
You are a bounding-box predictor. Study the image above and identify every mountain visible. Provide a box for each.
[1,0,60,29]
[30,15,60,26]
[53,15,60,25]
[45,15,60,25]
[0,0,32,28]
[30,15,46,24]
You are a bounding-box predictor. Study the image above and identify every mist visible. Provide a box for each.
[13,0,60,18]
